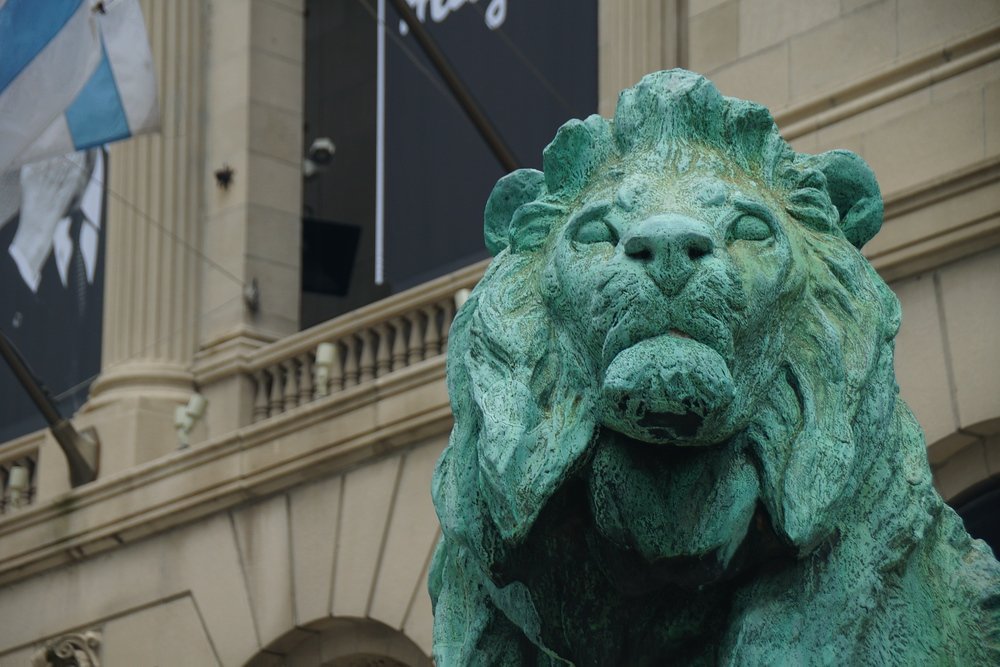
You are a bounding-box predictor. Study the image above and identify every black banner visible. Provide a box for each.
[381,0,597,289]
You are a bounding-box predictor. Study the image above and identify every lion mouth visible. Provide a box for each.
[600,334,735,444]
[636,407,704,438]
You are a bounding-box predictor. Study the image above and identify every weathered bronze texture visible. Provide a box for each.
[430,70,1000,665]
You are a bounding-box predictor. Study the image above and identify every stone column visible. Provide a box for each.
[192,0,305,437]
[598,0,685,116]
[82,0,205,472]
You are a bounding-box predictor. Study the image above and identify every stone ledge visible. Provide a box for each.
[868,157,1000,281]
[0,357,450,587]
[776,25,1000,138]
[192,328,278,381]
[882,157,1000,221]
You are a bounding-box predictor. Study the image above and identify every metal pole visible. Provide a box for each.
[388,0,521,173]
[0,329,98,487]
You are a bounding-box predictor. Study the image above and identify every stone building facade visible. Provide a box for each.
[0,1,998,664]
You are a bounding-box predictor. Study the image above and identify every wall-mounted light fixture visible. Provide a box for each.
[314,342,336,397]
[454,288,471,309]
[174,393,208,448]
[6,465,29,510]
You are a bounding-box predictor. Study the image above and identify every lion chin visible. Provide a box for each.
[593,333,765,584]
[585,427,765,589]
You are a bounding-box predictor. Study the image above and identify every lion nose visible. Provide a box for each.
[622,214,715,293]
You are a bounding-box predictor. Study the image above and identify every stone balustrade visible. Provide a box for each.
[244,260,487,423]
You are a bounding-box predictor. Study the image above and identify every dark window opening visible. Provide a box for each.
[951,475,1000,557]
[301,0,597,328]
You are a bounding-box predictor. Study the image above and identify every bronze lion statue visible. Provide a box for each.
[429,70,1000,665]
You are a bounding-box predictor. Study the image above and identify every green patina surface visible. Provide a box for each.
[429,70,1000,665]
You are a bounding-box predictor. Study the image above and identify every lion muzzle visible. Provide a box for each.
[600,333,735,444]
[621,213,716,296]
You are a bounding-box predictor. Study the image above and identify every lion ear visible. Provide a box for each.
[811,150,883,249]
[484,169,546,255]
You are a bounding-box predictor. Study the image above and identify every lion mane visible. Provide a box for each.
[430,71,999,665]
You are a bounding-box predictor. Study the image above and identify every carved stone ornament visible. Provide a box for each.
[31,630,101,667]
[429,70,1000,664]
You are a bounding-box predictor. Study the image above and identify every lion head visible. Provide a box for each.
[435,66,897,555]
[429,71,997,663]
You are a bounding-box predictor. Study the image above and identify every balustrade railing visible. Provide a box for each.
[245,260,484,423]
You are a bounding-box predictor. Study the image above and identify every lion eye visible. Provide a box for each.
[730,215,772,242]
[575,219,619,246]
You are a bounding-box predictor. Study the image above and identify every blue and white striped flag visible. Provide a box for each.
[0,0,159,169]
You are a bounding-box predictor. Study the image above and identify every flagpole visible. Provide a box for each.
[375,0,386,286]
[0,329,99,487]
[387,0,520,174]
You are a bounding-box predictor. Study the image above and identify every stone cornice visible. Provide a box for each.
[0,357,451,587]
[776,25,1000,139]
[189,330,274,385]
[882,156,1000,221]
[867,156,1000,281]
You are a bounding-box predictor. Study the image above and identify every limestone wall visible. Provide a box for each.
[0,435,446,666]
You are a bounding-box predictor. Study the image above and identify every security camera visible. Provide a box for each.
[308,137,336,165]
[303,137,336,180]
